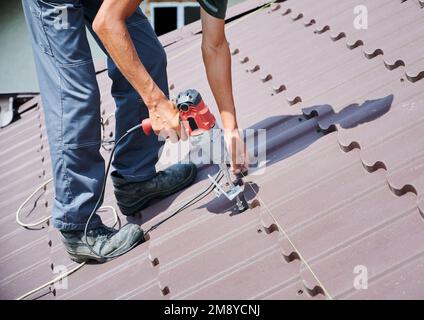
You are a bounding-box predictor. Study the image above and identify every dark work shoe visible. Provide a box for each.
[60,224,144,263]
[111,163,197,216]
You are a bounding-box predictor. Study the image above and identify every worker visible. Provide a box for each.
[22,0,248,263]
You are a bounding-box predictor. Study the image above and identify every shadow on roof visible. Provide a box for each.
[128,94,393,227]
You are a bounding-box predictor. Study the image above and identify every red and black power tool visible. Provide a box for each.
[175,89,217,135]
[140,89,216,137]
[81,89,245,263]
[140,89,247,213]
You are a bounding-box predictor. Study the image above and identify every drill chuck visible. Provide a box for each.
[176,89,216,136]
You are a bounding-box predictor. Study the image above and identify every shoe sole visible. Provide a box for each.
[66,250,107,264]
[118,165,198,216]
[65,236,144,264]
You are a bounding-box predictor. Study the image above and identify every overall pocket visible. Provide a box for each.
[37,0,92,66]
[28,1,54,56]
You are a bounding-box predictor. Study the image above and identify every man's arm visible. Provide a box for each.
[200,8,248,172]
[200,8,237,130]
[93,0,180,141]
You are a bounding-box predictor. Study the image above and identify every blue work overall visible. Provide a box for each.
[22,0,168,230]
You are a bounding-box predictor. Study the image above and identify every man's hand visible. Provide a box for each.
[93,0,183,141]
[148,97,184,143]
[224,129,249,175]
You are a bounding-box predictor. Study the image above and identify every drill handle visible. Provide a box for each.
[141,118,188,137]
[141,119,152,135]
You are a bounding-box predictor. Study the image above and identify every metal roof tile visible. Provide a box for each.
[2,0,424,300]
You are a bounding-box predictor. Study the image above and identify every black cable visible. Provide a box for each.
[145,171,223,234]
[83,126,137,259]
[83,124,221,260]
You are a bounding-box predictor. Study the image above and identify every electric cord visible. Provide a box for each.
[16,123,223,299]
[83,124,223,260]
[145,171,223,234]
[17,169,221,300]
[15,204,118,300]
[83,125,140,260]
[16,113,120,229]
[15,178,118,228]
[16,262,86,300]
[16,177,53,228]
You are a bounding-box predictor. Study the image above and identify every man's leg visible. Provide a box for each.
[82,1,165,181]
[82,2,197,216]
[22,0,104,231]
[22,0,144,262]
[108,10,169,182]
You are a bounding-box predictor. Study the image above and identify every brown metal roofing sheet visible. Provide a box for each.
[345,252,424,299]
[1,0,424,300]
[0,104,54,300]
[300,201,424,299]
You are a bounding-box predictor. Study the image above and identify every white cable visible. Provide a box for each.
[16,178,53,228]
[15,179,119,300]
[98,205,119,228]
[16,114,123,300]
[16,261,86,300]
[16,179,119,228]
